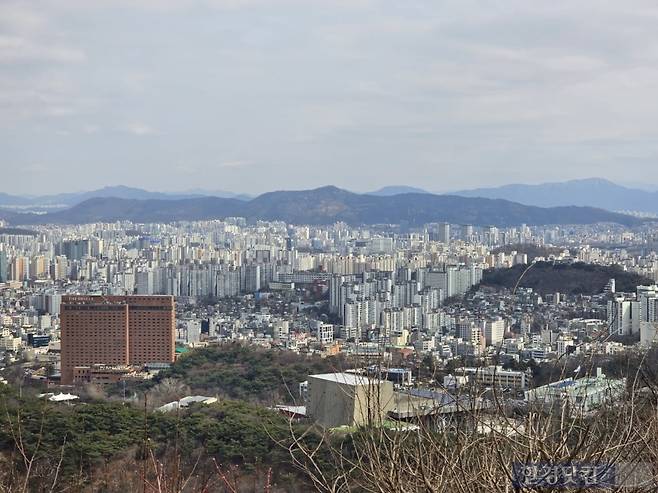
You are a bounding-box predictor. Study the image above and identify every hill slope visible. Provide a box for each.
[453,177,658,213]
[0,186,642,226]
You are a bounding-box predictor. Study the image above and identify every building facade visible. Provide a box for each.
[60,295,175,384]
[307,373,394,428]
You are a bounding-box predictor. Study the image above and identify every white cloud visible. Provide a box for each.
[217,160,252,168]
[82,124,100,134]
[0,35,86,64]
[174,163,197,173]
[23,163,49,173]
[0,4,85,65]
[121,122,156,136]
[0,3,47,33]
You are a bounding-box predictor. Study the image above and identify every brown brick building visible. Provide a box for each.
[60,295,175,384]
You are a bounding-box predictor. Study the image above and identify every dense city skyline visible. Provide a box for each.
[5,1,658,194]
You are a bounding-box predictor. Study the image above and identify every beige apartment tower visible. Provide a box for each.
[60,295,175,384]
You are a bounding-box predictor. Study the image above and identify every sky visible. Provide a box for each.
[4,0,658,195]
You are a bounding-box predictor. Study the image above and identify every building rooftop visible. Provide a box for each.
[274,405,307,416]
[309,372,379,386]
[530,373,626,396]
[157,395,217,412]
[39,392,79,402]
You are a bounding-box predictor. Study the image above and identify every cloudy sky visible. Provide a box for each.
[3,0,658,195]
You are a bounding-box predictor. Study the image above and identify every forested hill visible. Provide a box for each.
[479,262,654,296]
[149,342,347,403]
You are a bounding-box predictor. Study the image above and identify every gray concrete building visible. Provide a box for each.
[307,372,394,428]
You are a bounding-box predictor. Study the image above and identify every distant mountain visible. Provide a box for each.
[13,196,245,224]
[0,193,34,207]
[183,188,253,201]
[44,185,207,204]
[619,181,658,192]
[368,186,429,196]
[452,178,658,213]
[0,186,642,227]
[0,186,249,209]
[7,178,658,214]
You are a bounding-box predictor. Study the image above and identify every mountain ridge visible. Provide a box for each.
[0,185,642,227]
[0,185,250,209]
[7,177,658,213]
[452,177,658,213]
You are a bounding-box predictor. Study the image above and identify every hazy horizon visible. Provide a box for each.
[4,1,658,195]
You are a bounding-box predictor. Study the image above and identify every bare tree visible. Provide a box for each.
[285,347,658,492]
